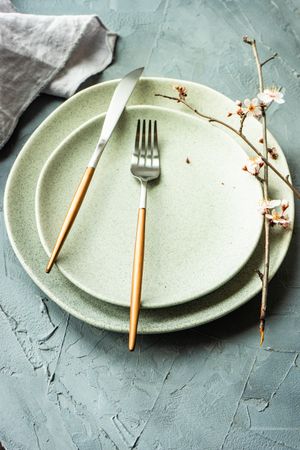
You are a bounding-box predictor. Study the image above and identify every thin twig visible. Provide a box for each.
[155,93,300,199]
[261,52,278,67]
[255,269,264,281]
[251,38,271,346]
[239,113,247,134]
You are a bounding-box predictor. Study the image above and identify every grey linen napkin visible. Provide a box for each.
[0,0,117,148]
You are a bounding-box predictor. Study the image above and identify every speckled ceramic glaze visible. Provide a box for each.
[36,106,263,308]
[4,78,294,332]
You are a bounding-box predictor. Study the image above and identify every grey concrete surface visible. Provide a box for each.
[1,1,300,449]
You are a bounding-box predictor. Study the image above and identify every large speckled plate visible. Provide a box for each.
[4,78,294,333]
[35,106,263,308]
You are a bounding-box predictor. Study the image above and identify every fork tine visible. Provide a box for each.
[153,120,159,159]
[146,120,152,166]
[147,120,152,149]
[140,119,146,165]
[135,119,140,151]
[132,120,140,165]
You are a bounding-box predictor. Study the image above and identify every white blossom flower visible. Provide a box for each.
[242,156,264,175]
[258,87,285,105]
[266,210,290,228]
[258,199,281,214]
[244,98,261,117]
[263,199,290,229]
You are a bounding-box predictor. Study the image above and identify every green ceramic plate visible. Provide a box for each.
[4,78,294,333]
[36,106,263,308]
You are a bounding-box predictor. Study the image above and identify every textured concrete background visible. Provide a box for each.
[1,1,300,449]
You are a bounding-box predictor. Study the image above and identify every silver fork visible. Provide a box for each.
[129,119,160,351]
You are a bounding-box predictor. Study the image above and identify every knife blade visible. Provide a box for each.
[88,67,144,167]
[46,67,144,273]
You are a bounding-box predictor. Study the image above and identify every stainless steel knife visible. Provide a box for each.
[46,67,144,273]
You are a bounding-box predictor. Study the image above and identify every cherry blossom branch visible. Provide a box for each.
[154,93,300,199]
[248,37,270,345]
[156,40,294,345]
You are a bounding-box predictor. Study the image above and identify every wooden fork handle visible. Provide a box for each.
[129,208,146,351]
[45,167,95,273]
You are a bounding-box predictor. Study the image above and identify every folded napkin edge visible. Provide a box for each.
[0,10,118,149]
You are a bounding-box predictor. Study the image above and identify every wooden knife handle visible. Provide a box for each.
[45,167,95,273]
[129,208,146,351]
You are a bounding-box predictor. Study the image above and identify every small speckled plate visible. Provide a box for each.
[36,106,263,308]
[4,78,294,332]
